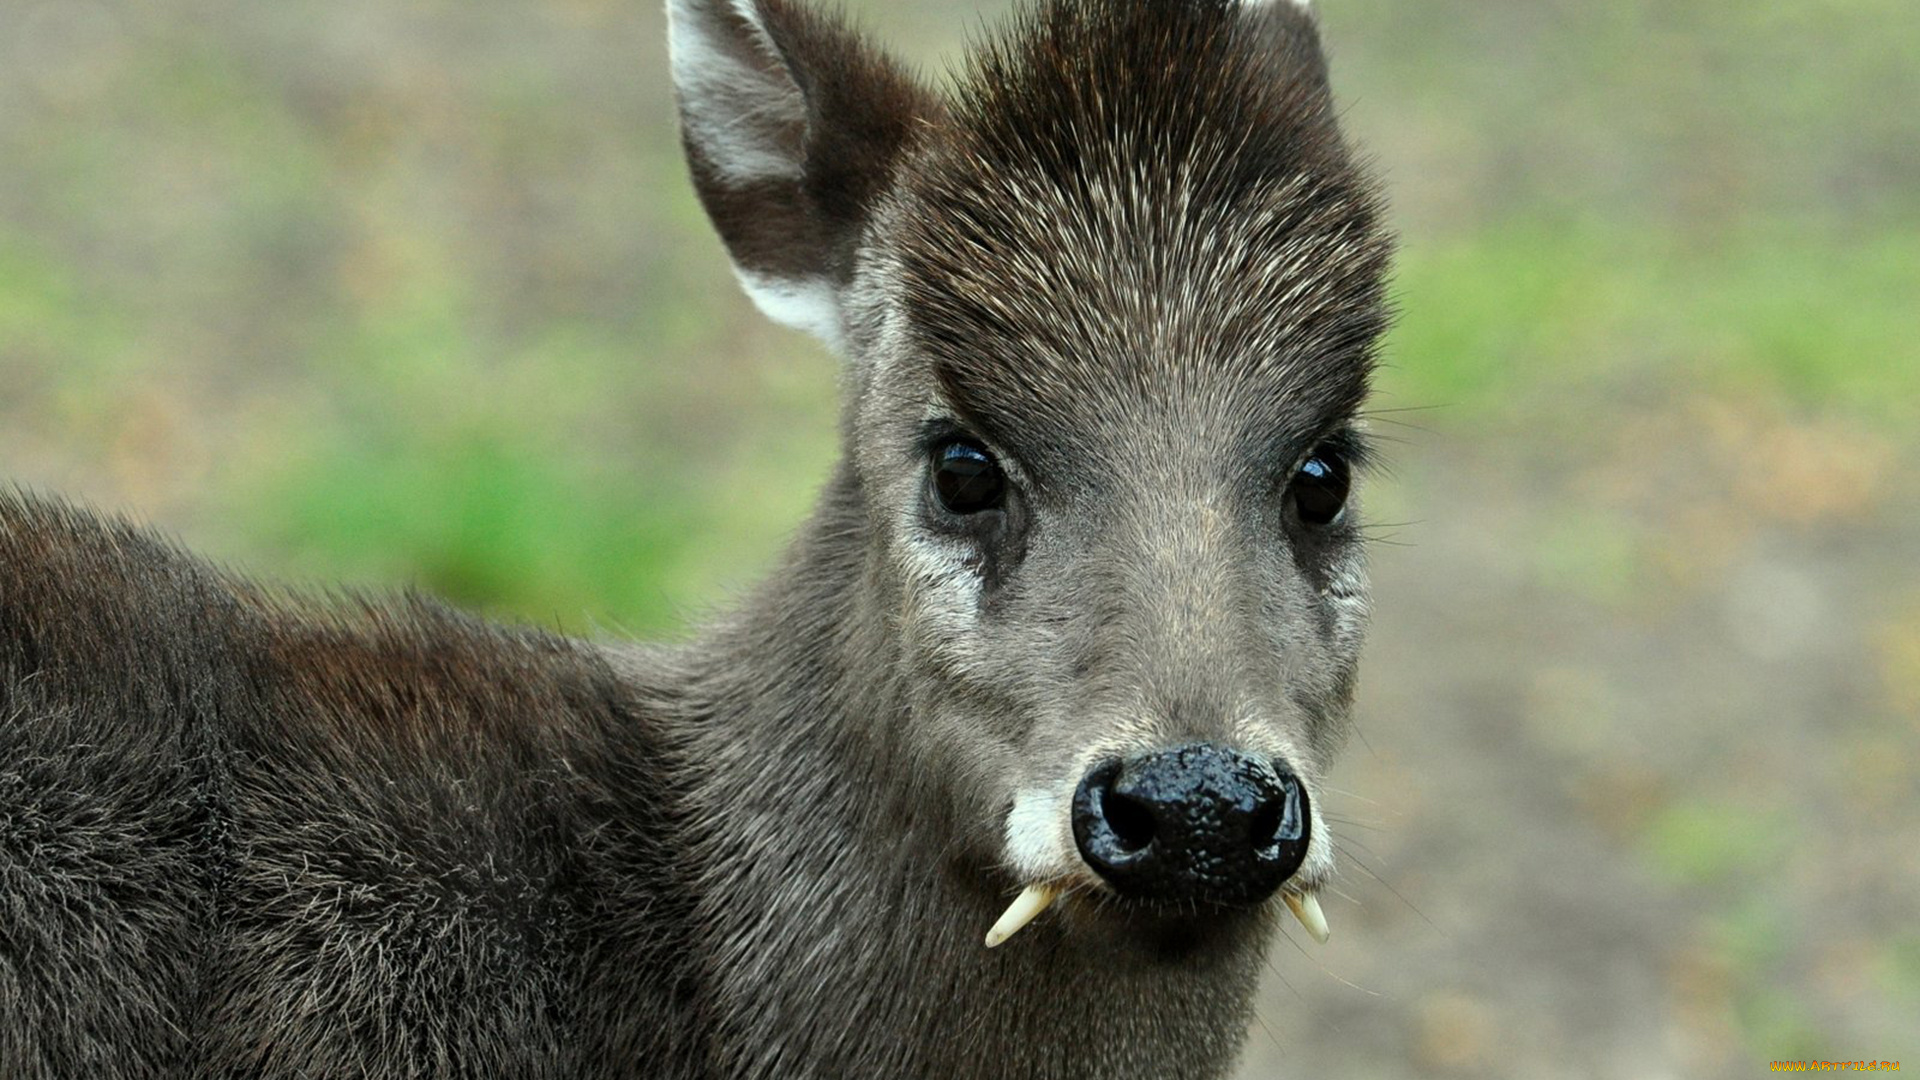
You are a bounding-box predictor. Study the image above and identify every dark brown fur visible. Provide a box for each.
[0,492,699,1076]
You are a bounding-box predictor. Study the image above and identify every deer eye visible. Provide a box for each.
[1289,448,1351,526]
[931,440,1006,515]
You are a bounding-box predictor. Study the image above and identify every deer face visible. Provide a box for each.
[670,0,1390,944]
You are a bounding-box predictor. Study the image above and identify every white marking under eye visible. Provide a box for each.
[1325,560,1367,603]
[897,530,987,661]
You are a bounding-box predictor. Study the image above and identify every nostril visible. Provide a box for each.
[1248,773,1308,870]
[1249,798,1283,849]
[1101,788,1156,852]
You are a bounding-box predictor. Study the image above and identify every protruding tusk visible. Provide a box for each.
[984,883,1061,948]
[1284,891,1330,944]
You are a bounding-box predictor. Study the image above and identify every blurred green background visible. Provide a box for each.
[2,0,1915,1075]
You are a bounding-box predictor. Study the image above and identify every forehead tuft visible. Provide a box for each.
[893,0,1391,458]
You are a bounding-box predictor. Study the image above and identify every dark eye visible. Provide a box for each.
[1289,448,1351,526]
[931,440,1006,515]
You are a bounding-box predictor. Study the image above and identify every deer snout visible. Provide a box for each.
[1070,744,1308,907]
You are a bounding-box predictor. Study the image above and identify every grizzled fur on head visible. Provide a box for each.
[900,0,1391,463]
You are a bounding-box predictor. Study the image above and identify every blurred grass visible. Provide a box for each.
[1384,220,1920,430]
[1642,799,1797,887]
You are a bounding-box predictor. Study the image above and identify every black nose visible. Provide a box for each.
[1071,743,1308,906]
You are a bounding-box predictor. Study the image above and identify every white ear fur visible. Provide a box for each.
[667,0,805,186]
[667,0,844,347]
[733,269,845,352]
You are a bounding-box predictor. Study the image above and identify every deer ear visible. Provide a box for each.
[668,0,933,351]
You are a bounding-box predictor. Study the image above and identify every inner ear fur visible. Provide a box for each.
[668,0,937,345]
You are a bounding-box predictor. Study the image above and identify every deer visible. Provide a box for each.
[0,0,1393,1076]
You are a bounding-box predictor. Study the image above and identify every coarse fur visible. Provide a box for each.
[0,0,1393,1077]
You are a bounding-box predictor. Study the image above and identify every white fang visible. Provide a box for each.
[984,883,1060,948]
[1284,891,1330,943]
